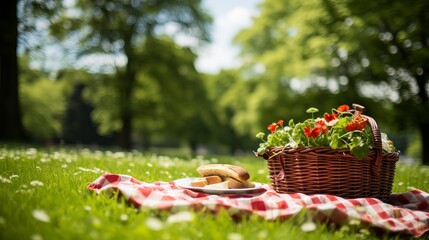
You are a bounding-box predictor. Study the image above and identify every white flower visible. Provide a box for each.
[31,234,43,240]
[120,214,128,222]
[30,180,44,187]
[0,176,11,183]
[166,211,194,224]
[32,209,50,223]
[145,217,164,230]
[83,205,92,211]
[300,221,317,232]
[227,233,243,240]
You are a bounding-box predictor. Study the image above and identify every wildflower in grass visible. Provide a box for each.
[300,221,317,232]
[83,205,92,211]
[145,217,164,230]
[257,169,265,174]
[120,214,128,222]
[227,232,243,240]
[30,180,44,187]
[26,148,37,156]
[10,174,19,179]
[166,211,194,224]
[112,152,126,159]
[62,164,68,168]
[32,209,50,223]
[40,157,50,163]
[77,167,105,174]
[31,234,43,240]
[0,176,11,183]
[257,230,268,238]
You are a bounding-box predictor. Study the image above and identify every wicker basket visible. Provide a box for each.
[261,105,399,202]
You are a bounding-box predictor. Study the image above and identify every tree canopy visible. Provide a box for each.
[234,0,429,164]
[50,0,212,149]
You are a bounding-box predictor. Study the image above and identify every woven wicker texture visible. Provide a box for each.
[262,105,399,202]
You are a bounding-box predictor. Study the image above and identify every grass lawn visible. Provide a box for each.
[1,145,428,240]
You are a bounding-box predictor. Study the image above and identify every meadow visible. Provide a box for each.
[1,145,428,240]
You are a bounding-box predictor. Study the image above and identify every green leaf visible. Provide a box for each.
[350,145,369,160]
[306,107,319,114]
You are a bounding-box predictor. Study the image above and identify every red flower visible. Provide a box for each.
[345,118,368,132]
[316,120,328,134]
[267,120,284,133]
[304,125,321,138]
[267,123,278,133]
[324,113,337,123]
[337,104,350,112]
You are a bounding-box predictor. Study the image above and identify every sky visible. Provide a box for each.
[195,0,262,74]
[30,0,263,75]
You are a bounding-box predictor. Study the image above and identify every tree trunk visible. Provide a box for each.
[118,37,136,150]
[420,122,429,165]
[0,0,27,141]
[118,67,134,150]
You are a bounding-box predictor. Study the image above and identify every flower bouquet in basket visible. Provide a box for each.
[256,104,400,202]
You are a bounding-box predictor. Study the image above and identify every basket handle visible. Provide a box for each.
[352,104,383,176]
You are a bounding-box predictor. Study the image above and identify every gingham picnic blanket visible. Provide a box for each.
[88,173,429,238]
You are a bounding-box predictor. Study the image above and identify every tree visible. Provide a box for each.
[0,0,26,141]
[83,36,213,151]
[51,0,211,149]
[235,0,429,164]
[316,0,429,165]
[204,70,259,153]
[0,0,62,142]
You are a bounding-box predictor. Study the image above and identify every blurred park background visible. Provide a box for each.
[0,0,428,165]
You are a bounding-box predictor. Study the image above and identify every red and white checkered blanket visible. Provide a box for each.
[88,173,429,238]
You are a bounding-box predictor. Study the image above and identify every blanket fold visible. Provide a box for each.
[88,173,429,238]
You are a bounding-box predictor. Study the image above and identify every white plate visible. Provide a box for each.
[174,178,265,195]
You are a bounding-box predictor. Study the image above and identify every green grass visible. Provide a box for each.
[1,145,428,240]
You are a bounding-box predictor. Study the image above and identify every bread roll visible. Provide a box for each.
[190,176,222,187]
[197,164,250,183]
[204,175,222,184]
[190,178,207,187]
[224,177,255,189]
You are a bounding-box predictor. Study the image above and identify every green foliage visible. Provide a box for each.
[234,0,429,163]
[48,0,213,149]
[0,145,426,240]
[19,57,66,141]
[20,78,65,140]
